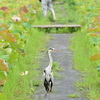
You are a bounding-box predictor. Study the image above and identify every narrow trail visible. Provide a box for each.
[33,34,88,100]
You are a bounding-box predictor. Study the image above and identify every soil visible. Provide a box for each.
[33,34,88,100]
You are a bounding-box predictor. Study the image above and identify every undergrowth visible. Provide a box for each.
[2,28,49,100]
[68,0,100,99]
[70,28,100,99]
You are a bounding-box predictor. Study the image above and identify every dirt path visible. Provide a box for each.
[33,34,88,100]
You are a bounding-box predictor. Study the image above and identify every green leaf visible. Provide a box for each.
[88,5,95,10]
[90,37,100,45]
[17,41,25,48]
[22,22,31,29]
[0,48,9,61]
[8,52,18,66]
[97,65,100,71]
[5,48,12,54]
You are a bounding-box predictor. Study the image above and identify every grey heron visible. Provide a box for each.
[43,47,59,93]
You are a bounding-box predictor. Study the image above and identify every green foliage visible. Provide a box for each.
[0,71,7,81]
[52,62,62,77]
[2,28,48,100]
[96,65,100,71]
[0,0,46,99]
[0,93,7,100]
[70,0,100,99]
[52,62,61,71]
[68,93,79,98]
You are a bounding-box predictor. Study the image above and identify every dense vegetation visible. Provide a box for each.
[0,0,100,100]
[0,0,49,99]
[69,0,100,99]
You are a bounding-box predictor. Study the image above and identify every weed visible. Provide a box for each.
[52,62,61,71]
[71,28,100,99]
[68,93,79,98]
[52,62,62,77]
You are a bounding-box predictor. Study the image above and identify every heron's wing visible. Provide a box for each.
[50,72,54,83]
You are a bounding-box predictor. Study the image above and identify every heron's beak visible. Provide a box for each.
[53,50,60,52]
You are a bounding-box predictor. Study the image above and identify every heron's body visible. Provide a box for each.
[43,68,53,92]
[43,48,54,92]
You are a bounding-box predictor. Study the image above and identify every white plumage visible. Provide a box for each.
[43,48,59,92]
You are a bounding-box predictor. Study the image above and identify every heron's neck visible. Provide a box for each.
[48,51,53,68]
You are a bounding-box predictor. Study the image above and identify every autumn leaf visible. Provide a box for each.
[19,6,28,13]
[0,7,9,14]
[89,53,100,61]
[16,48,26,57]
[0,7,8,11]
[0,29,16,43]
[88,27,98,32]
[0,59,8,72]
[88,32,100,37]
[0,23,8,28]
[0,29,8,34]
[22,17,29,22]
[0,80,5,86]
[93,16,100,22]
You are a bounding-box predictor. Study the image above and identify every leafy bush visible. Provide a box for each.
[0,0,42,99]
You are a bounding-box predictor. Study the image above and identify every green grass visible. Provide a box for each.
[70,27,100,99]
[52,62,62,77]
[53,1,81,25]
[68,93,79,98]
[52,62,62,71]
[40,1,82,33]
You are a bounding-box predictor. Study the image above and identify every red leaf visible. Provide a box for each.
[0,30,16,43]
[0,59,8,72]
[88,27,98,32]
[0,29,8,34]
[90,53,100,61]
[19,6,28,13]
[0,7,8,11]
[0,80,5,86]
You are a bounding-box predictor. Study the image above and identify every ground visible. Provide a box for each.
[33,1,88,100]
[33,34,88,100]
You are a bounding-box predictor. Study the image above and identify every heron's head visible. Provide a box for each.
[48,47,60,52]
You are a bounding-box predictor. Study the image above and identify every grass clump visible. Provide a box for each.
[68,93,79,98]
[52,62,62,77]
[52,62,61,71]
[70,28,100,99]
